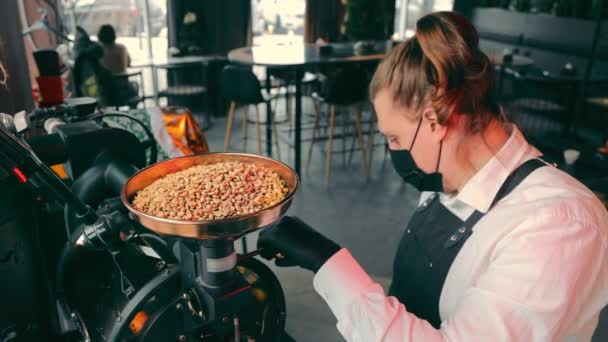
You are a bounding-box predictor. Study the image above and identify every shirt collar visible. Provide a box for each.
[454,125,541,214]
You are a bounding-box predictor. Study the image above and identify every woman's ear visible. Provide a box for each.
[423,108,448,142]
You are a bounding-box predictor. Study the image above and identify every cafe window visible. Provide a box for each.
[251,0,305,45]
[63,0,168,99]
[393,0,454,40]
[64,0,168,66]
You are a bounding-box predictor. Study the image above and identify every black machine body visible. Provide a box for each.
[0,108,290,342]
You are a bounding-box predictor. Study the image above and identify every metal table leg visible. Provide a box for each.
[202,62,213,130]
[294,67,303,176]
[265,72,272,156]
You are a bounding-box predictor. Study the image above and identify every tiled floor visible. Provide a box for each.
[198,99,608,341]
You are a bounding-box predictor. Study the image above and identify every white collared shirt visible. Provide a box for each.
[313,126,608,341]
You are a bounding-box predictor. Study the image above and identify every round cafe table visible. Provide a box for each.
[131,55,226,130]
[228,41,391,176]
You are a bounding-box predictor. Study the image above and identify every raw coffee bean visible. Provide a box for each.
[132,162,288,221]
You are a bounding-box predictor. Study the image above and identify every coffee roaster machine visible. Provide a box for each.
[0,102,298,342]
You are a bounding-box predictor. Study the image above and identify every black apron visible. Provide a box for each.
[388,158,546,328]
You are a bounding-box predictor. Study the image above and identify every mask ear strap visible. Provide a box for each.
[409,114,424,151]
[435,140,443,172]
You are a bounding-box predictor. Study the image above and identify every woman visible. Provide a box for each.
[97,24,130,74]
[259,12,608,341]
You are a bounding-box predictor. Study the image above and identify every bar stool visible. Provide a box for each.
[266,66,319,131]
[221,65,281,160]
[506,68,575,139]
[109,71,143,109]
[157,63,210,129]
[307,67,369,183]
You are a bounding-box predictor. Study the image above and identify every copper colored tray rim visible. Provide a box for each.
[120,153,299,240]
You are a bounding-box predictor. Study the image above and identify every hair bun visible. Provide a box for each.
[370,11,501,133]
[415,12,498,130]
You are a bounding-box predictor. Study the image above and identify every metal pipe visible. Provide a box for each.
[198,240,238,288]
[17,0,36,49]
[142,0,159,104]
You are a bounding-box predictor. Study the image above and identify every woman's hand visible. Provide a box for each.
[257,216,341,273]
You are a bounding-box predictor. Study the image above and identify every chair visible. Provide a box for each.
[505,68,576,140]
[157,63,210,128]
[221,65,281,160]
[307,66,370,183]
[107,71,143,109]
[266,66,319,131]
[574,80,608,145]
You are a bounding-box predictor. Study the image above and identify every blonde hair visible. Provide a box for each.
[370,11,501,133]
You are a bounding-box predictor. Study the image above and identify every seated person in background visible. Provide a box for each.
[97,24,130,74]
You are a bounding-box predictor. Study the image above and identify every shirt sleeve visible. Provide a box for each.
[313,213,608,342]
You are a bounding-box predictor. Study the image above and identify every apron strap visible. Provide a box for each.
[444,158,547,248]
[489,158,547,210]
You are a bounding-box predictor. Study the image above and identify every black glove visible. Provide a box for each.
[257,216,341,273]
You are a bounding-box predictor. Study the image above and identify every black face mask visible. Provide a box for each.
[389,116,444,192]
